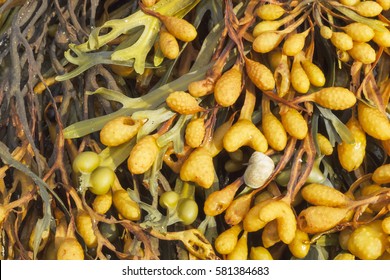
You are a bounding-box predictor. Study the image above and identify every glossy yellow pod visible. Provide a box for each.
[337,117,366,172]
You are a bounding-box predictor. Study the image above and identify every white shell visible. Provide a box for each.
[244,152,275,189]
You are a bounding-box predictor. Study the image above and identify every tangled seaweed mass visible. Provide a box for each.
[0,0,390,260]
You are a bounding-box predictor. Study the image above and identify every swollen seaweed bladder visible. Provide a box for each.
[1,0,390,260]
